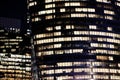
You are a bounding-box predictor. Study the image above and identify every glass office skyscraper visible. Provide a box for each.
[28,0,120,80]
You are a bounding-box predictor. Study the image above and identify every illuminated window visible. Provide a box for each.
[74,68,91,73]
[60,8,65,12]
[105,16,113,20]
[35,33,53,39]
[88,14,96,18]
[75,75,91,79]
[54,44,61,48]
[55,26,61,30]
[54,32,61,36]
[55,50,64,54]
[38,9,55,15]
[72,37,90,41]
[46,15,53,19]
[11,49,16,52]
[65,2,80,6]
[74,31,89,35]
[65,49,72,53]
[41,70,54,75]
[118,63,120,67]
[46,9,55,14]
[45,4,55,8]
[46,27,53,31]
[34,17,40,22]
[66,25,71,29]
[116,2,120,7]
[91,43,115,49]
[104,10,115,15]
[111,75,120,79]
[54,37,64,42]
[71,13,87,17]
[3,49,6,52]
[57,62,72,67]
[45,0,53,3]
[57,76,73,80]
[75,8,95,12]
[93,75,109,79]
[29,1,37,7]
[96,56,109,60]
[96,0,110,3]
[73,49,83,53]
[93,68,109,73]
[38,51,54,56]
[107,27,112,31]
[109,56,113,61]
[89,25,97,29]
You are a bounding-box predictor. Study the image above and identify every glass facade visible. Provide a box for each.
[28,0,120,80]
[0,27,31,80]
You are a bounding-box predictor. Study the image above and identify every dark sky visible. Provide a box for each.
[0,0,27,32]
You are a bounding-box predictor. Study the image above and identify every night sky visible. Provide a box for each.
[0,0,27,32]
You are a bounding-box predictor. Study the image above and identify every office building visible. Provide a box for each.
[28,0,120,80]
[0,17,31,80]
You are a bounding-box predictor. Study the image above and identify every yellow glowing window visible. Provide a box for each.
[57,76,73,80]
[11,49,16,52]
[93,75,109,79]
[54,32,61,36]
[46,27,53,31]
[89,25,97,29]
[55,26,61,30]
[109,56,113,61]
[111,75,120,79]
[65,49,73,53]
[75,75,91,79]
[73,49,83,53]
[107,27,112,31]
[66,25,71,29]
[29,1,37,7]
[105,16,113,20]
[96,56,108,60]
[57,62,72,67]
[88,14,96,18]
[116,2,120,6]
[46,9,55,14]
[34,17,40,22]
[65,2,80,6]
[76,8,95,12]
[45,15,53,19]
[71,13,87,17]
[96,0,110,3]
[60,8,65,12]
[54,44,61,48]
[38,9,55,15]
[118,63,120,67]
[55,50,64,54]
[74,31,89,35]
[45,0,52,3]
[74,68,91,73]
[45,4,55,8]
[65,25,74,29]
[104,10,115,15]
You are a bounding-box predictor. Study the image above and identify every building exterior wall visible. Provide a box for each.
[29,0,120,80]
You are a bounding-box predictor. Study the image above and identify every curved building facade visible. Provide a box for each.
[28,0,120,80]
